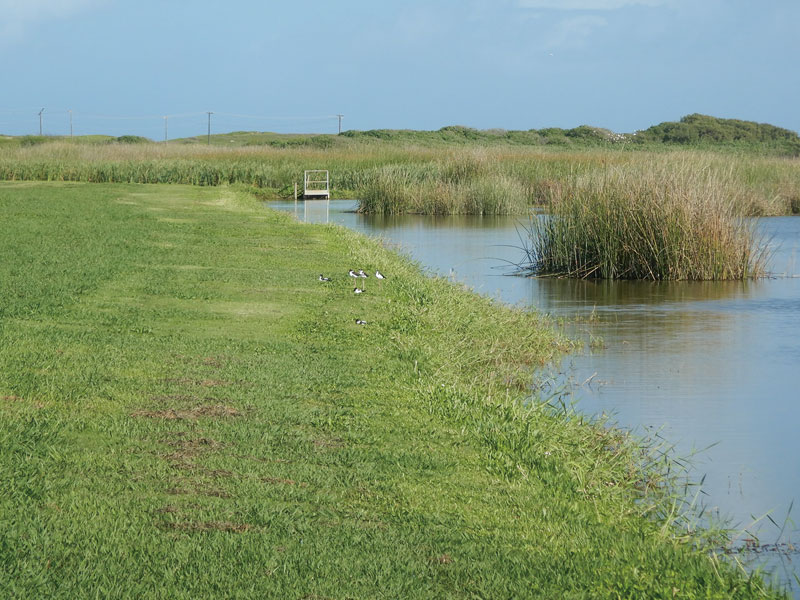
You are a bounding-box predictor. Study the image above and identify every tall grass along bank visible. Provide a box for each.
[1,140,798,216]
[524,164,771,280]
[357,155,531,215]
[0,181,785,597]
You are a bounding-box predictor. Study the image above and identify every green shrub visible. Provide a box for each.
[565,125,613,144]
[111,135,151,144]
[636,114,800,154]
[20,136,48,147]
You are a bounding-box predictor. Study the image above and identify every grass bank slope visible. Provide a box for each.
[0,182,784,598]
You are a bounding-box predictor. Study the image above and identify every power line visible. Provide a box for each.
[214,112,337,121]
[2,108,341,122]
[74,113,198,121]
[0,107,53,115]
[0,107,348,137]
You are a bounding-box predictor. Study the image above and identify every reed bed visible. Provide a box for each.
[1,141,798,216]
[358,151,532,215]
[523,163,772,280]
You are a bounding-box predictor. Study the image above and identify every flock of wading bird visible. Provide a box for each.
[318,269,386,325]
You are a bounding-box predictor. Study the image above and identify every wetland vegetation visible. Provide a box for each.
[0,181,788,597]
[3,115,795,281]
[2,115,799,218]
[523,162,772,280]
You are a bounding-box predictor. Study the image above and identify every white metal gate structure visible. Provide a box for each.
[303,170,330,199]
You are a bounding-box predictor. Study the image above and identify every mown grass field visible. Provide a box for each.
[0,182,786,598]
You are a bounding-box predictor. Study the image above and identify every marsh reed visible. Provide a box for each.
[1,141,798,216]
[523,163,772,280]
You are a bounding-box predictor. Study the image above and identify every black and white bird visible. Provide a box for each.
[357,269,369,279]
[375,270,385,280]
[353,287,364,294]
[318,274,331,282]
[355,319,367,325]
[348,269,358,279]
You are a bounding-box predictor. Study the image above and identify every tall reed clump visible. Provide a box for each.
[358,166,423,214]
[358,151,530,215]
[524,165,771,280]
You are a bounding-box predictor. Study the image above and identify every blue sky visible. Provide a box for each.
[1,0,798,139]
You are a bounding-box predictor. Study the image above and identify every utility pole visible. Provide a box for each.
[206,111,213,145]
[164,116,168,143]
[336,114,344,134]
[68,110,73,139]
[38,108,44,136]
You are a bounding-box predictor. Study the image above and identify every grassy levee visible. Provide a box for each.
[0,182,785,598]
[525,163,772,280]
[1,141,799,216]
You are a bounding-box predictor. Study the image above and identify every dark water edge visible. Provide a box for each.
[271,199,800,595]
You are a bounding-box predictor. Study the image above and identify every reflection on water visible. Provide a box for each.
[534,278,759,308]
[273,200,800,593]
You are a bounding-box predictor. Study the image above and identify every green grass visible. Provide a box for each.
[357,154,531,215]
[0,181,786,597]
[1,138,798,216]
[174,130,341,149]
[524,163,772,280]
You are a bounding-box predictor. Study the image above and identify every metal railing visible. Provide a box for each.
[304,170,329,193]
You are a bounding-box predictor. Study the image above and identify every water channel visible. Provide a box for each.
[272,199,800,593]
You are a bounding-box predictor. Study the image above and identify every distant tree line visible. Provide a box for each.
[340,115,800,155]
[4,114,798,155]
[635,114,800,148]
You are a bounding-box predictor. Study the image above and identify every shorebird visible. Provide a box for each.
[357,269,369,279]
[353,287,364,294]
[355,319,367,325]
[318,274,331,282]
[348,269,358,278]
[375,270,385,280]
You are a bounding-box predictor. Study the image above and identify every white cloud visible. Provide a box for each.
[519,0,669,9]
[394,8,448,44]
[545,15,608,48]
[0,0,103,43]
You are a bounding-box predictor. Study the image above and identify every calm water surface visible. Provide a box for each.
[274,199,800,591]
